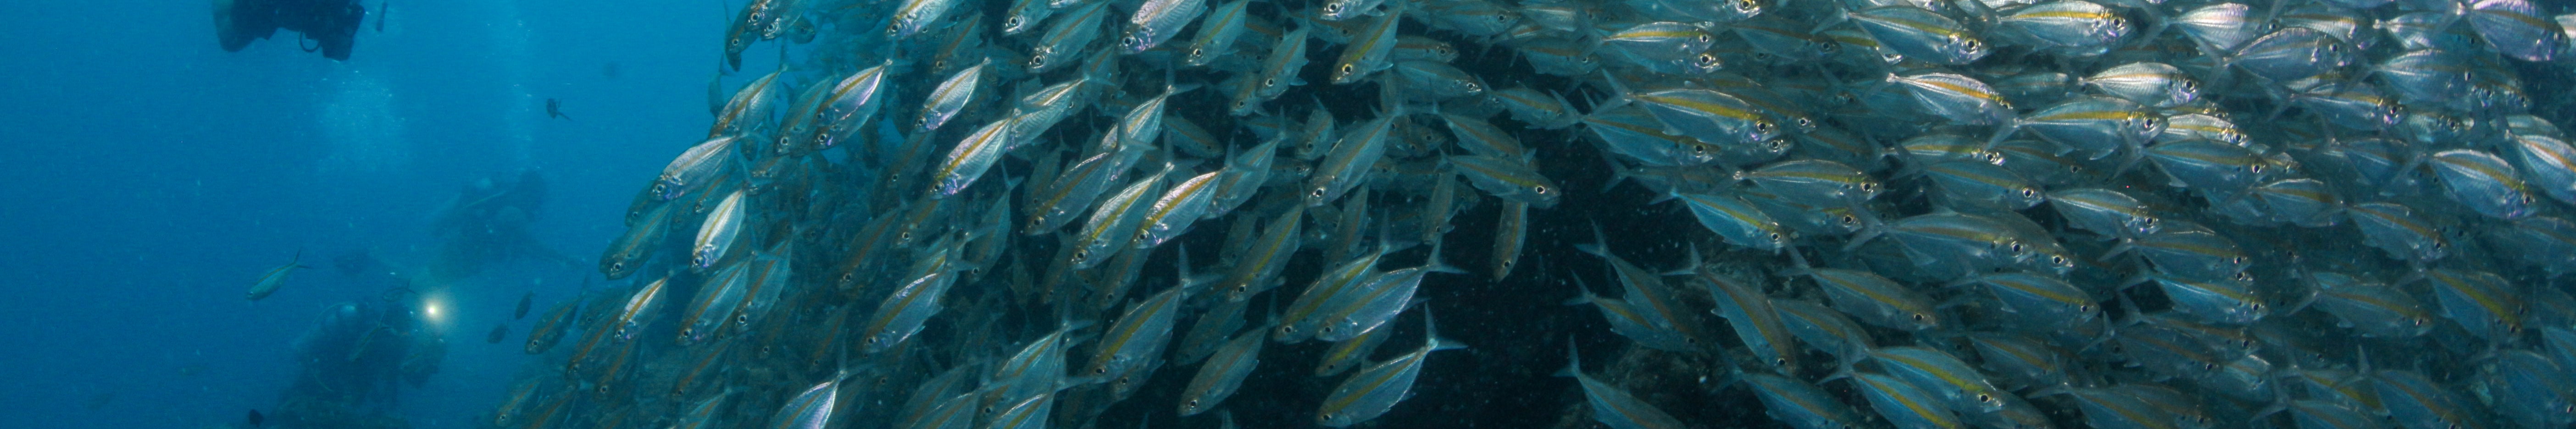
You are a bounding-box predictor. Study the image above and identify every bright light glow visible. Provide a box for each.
[422,300,446,323]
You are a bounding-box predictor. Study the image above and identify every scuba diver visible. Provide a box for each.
[423,170,584,286]
[212,0,367,60]
[265,286,445,429]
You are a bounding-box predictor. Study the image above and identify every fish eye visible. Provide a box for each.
[2009,242,2026,253]
[1913,314,1927,322]
[1977,394,1992,403]
[1339,64,1356,75]
[1094,367,1108,375]
[1006,17,1022,28]
[2021,188,2038,199]
[1311,188,1327,198]
[1191,48,1204,57]
[1325,4,1342,13]
[1186,399,1199,408]
[1535,186,1551,194]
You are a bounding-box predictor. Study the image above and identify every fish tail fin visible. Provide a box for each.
[1561,275,1599,306]
[1176,243,1221,293]
[1556,335,1582,378]
[1778,247,1816,278]
[2098,238,2137,262]
[1819,338,1867,383]
[1576,221,1612,258]
[2027,385,2075,400]
[1422,307,1466,351]
[2278,269,2323,317]
[2246,383,2293,427]
[1164,66,1205,97]
[1641,181,1681,204]
[1840,216,1888,253]
[1420,239,1466,275]
[1939,275,1983,291]
[1805,6,1850,34]
[1601,154,1641,193]
[1661,244,1703,276]
[2074,294,2142,354]
[1591,69,1636,112]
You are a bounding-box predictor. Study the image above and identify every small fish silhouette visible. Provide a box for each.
[546,99,573,121]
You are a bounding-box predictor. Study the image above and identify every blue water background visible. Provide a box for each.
[0,0,732,427]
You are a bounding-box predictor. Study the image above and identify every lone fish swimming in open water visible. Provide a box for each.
[244,251,308,302]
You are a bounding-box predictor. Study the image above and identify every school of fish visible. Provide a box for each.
[491,0,2576,428]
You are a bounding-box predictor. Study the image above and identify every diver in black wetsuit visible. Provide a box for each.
[266,288,445,429]
[213,0,366,60]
